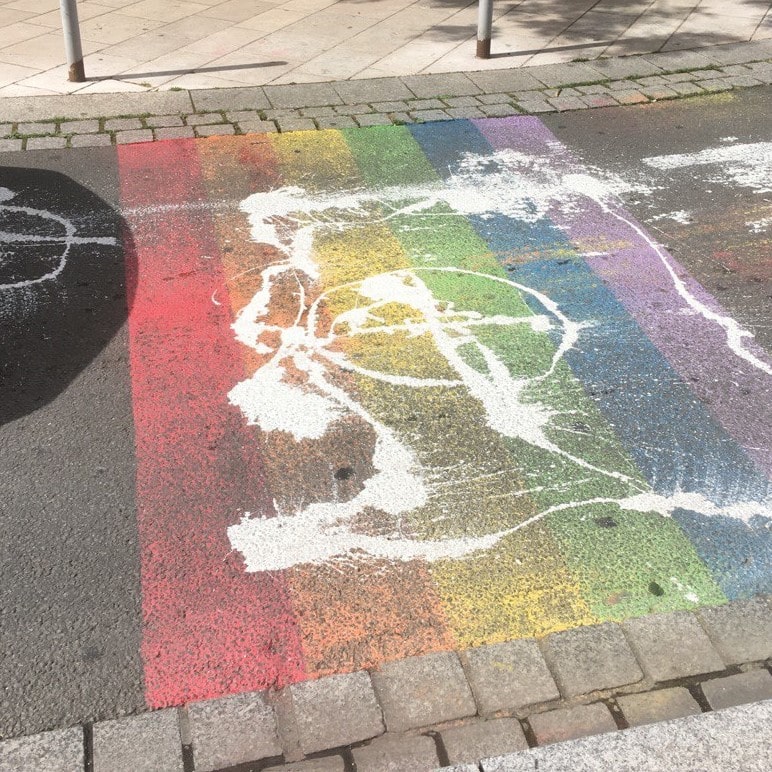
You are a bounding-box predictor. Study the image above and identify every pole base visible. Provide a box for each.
[476,38,491,59]
[68,59,85,83]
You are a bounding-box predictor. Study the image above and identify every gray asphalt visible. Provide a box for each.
[0,88,770,738]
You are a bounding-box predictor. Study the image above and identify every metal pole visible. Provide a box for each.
[477,0,493,59]
[59,0,85,82]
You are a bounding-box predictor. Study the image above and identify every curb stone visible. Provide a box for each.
[0,40,769,151]
[2,600,770,771]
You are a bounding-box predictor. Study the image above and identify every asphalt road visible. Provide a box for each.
[0,87,769,738]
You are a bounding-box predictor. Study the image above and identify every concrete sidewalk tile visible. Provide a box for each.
[59,119,100,133]
[664,72,699,82]
[638,75,668,86]
[466,69,545,94]
[623,611,724,682]
[372,651,476,732]
[585,56,663,79]
[26,136,67,149]
[105,117,142,131]
[155,127,196,140]
[697,79,733,92]
[115,129,154,144]
[70,133,113,147]
[196,124,236,136]
[543,622,643,697]
[276,117,317,132]
[334,103,373,115]
[527,62,607,87]
[265,83,343,109]
[706,39,772,64]
[352,734,438,772]
[697,597,772,665]
[334,77,414,103]
[372,101,409,112]
[238,119,278,134]
[441,718,528,765]
[356,114,393,127]
[443,96,481,108]
[186,112,225,125]
[0,91,194,123]
[281,757,346,771]
[145,115,184,128]
[316,116,358,129]
[188,692,281,772]
[642,50,715,71]
[225,110,261,122]
[402,72,482,98]
[191,87,271,113]
[0,727,83,772]
[514,100,557,113]
[0,124,11,137]
[616,687,701,727]
[578,84,612,94]
[93,709,183,772]
[290,671,384,755]
[701,670,772,711]
[0,139,23,151]
[528,703,617,745]
[477,93,515,104]
[408,98,446,110]
[462,639,559,715]
[724,75,764,87]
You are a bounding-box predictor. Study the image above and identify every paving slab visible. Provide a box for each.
[701,670,772,711]
[616,687,701,727]
[190,87,271,113]
[352,734,439,772]
[528,704,617,746]
[441,718,528,765]
[480,701,772,771]
[264,83,343,109]
[334,78,414,104]
[401,73,482,98]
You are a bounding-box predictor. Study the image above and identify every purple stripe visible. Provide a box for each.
[474,117,772,477]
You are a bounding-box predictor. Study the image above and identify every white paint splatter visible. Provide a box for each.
[643,142,772,193]
[746,217,771,234]
[225,149,772,570]
[0,187,118,291]
[650,210,692,225]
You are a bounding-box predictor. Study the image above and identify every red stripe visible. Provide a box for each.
[118,139,305,707]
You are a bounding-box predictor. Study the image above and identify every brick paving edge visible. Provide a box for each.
[1,597,770,771]
[0,42,770,151]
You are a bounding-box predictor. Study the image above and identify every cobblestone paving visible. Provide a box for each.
[1,48,771,152]
[1,599,770,771]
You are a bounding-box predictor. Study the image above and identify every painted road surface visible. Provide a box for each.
[1,88,770,737]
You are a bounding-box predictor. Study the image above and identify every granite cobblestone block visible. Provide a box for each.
[668,82,704,95]
[701,670,772,711]
[290,671,384,755]
[479,103,519,117]
[16,121,56,135]
[372,651,476,732]
[356,114,393,127]
[543,623,643,697]
[93,709,183,772]
[70,133,113,147]
[26,136,67,150]
[334,103,372,114]
[725,75,763,88]
[408,98,446,110]
[462,639,559,714]
[155,127,195,140]
[300,106,337,118]
[0,727,83,772]
[276,117,317,132]
[316,116,358,129]
[614,90,649,104]
[352,734,438,772]
[639,85,680,99]
[0,123,12,136]
[334,77,413,104]
[443,96,481,107]
[59,119,100,134]
[238,120,278,134]
[104,117,143,131]
[186,112,225,126]
[115,129,154,144]
[624,611,724,682]
[145,115,184,128]
[372,101,409,112]
[188,692,281,772]
[616,687,700,727]
[196,124,235,137]
[441,718,528,765]
[697,597,772,665]
[528,703,617,745]
[582,94,619,108]
[0,139,23,151]
[515,99,557,113]
[402,72,481,98]
[410,109,451,122]
[279,757,346,771]
[695,79,732,92]
[477,93,514,104]
[549,96,587,111]
[445,106,485,118]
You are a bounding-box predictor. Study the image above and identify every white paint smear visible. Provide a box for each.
[643,142,772,193]
[746,217,771,234]
[650,210,692,225]
[225,148,771,571]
